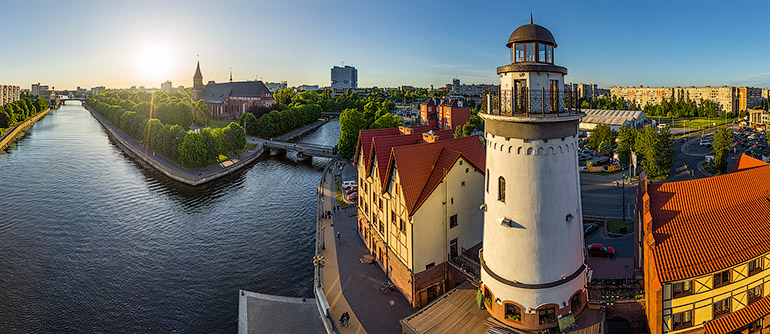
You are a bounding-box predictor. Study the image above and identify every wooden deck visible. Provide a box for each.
[401,281,604,334]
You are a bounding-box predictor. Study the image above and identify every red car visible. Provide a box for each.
[346,192,358,202]
[586,244,615,257]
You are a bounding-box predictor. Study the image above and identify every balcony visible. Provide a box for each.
[482,87,582,118]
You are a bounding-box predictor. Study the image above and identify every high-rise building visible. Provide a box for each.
[1,85,20,106]
[161,80,173,92]
[331,65,357,89]
[91,86,106,96]
[478,19,588,330]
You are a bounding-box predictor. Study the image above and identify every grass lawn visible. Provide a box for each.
[334,181,349,207]
[209,119,235,128]
[656,117,735,130]
[605,217,633,235]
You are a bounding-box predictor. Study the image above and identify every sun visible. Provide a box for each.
[136,45,173,82]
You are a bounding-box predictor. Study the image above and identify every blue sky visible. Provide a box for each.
[1,0,769,90]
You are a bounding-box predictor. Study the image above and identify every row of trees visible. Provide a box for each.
[589,124,674,178]
[581,96,634,111]
[338,106,404,159]
[581,93,729,119]
[0,96,49,129]
[239,104,322,138]
[88,92,246,167]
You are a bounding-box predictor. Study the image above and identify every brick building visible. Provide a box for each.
[419,97,470,131]
[636,155,770,333]
[190,61,274,120]
[355,126,485,308]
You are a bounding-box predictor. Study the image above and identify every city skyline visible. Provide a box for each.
[2,0,770,90]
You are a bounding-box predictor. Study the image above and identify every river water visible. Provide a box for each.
[0,101,338,333]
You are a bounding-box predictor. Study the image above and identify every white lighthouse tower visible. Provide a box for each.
[478,18,587,330]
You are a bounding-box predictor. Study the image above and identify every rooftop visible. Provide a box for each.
[507,23,557,48]
[704,294,770,333]
[581,109,647,127]
[646,154,770,282]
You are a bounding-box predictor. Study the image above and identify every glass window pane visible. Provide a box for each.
[526,43,535,62]
[515,44,525,62]
[547,45,553,63]
[538,44,546,62]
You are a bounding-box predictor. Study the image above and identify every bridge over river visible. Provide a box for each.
[263,140,337,160]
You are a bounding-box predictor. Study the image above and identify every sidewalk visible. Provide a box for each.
[321,162,414,334]
[319,166,366,333]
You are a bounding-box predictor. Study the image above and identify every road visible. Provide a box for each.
[580,172,637,219]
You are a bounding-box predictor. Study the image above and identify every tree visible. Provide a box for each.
[241,112,258,136]
[338,108,366,159]
[634,126,674,178]
[598,140,613,156]
[712,126,732,174]
[0,107,9,128]
[588,124,616,151]
[616,126,636,164]
[370,113,403,129]
[274,88,295,106]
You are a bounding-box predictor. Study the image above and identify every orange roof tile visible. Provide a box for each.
[387,136,485,216]
[647,155,770,282]
[353,126,431,166]
[366,129,455,184]
[731,154,768,173]
[704,295,770,333]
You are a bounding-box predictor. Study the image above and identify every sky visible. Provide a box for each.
[1,0,770,91]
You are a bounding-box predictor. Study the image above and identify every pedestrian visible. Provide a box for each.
[336,231,341,244]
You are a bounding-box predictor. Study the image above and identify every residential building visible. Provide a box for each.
[478,19,588,331]
[91,86,106,96]
[419,97,470,131]
[447,78,497,97]
[1,84,20,106]
[161,80,173,92]
[580,109,649,131]
[611,85,764,114]
[296,85,320,92]
[331,65,357,89]
[355,126,485,308]
[749,109,770,126]
[265,81,287,92]
[190,61,274,120]
[637,155,770,334]
[567,83,601,99]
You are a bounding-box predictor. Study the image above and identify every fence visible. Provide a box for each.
[483,86,582,117]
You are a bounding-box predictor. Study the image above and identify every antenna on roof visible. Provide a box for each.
[530,12,533,24]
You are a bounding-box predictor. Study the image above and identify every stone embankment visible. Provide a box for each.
[0,108,51,151]
[85,103,264,186]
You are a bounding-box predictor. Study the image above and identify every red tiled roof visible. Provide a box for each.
[365,129,454,181]
[647,155,770,282]
[353,126,431,166]
[731,154,768,173]
[704,294,770,333]
[387,136,485,216]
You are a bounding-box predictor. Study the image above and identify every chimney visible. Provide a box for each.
[422,130,439,143]
[399,126,413,135]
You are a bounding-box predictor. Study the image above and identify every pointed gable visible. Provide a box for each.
[388,135,485,216]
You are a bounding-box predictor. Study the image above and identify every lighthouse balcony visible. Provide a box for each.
[482,86,583,119]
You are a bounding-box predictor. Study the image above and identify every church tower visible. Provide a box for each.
[192,61,204,101]
[478,18,587,330]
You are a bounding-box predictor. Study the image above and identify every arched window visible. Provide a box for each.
[505,303,522,322]
[538,305,557,325]
[498,177,505,202]
[571,291,583,313]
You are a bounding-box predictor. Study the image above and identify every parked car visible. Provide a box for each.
[586,244,616,257]
[583,223,598,236]
[700,140,711,146]
[345,187,358,195]
[346,192,358,202]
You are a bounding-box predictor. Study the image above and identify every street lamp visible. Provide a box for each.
[619,173,631,222]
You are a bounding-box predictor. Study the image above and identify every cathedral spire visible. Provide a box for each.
[194,61,202,80]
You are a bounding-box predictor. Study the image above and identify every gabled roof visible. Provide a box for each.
[367,130,455,185]
[731,154,767,173]
[201,81,271,104]
[647,154,770,282]
[704,294,770,333]
[387,136,485,216]
[353,126,431,166]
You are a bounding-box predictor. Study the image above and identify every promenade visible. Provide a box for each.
[0,107,51,151]
[318,162,414,334]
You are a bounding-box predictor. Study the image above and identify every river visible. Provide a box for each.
[0,101,338,333]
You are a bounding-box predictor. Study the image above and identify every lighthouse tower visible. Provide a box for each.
[479,18,587,330]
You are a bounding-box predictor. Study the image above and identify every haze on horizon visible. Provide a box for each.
[1,0,769,91]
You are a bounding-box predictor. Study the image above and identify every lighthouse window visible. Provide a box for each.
[538,43,546,63]
[525,43,535,62]
[498,177,506,202]
[515,44,525,62]
[546,45,553,63]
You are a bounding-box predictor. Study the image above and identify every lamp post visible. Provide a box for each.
[621,173,629,222]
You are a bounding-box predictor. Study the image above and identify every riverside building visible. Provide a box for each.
[477,19,589,330]
[355,125,485,308]
[637,155,770,334]
[1,84,20,106]
[190,61,274,120]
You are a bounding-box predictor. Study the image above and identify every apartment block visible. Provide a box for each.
[1,84,21,106]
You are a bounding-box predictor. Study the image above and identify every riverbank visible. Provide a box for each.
[276,118,329,141]
[84,102,264,186]
[0,108,52,151]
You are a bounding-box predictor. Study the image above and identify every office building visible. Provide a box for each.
[331,65,357,89]
[161,81,173,92]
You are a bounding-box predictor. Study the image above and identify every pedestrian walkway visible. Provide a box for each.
[320,162,414,334]
[319,166,366,334]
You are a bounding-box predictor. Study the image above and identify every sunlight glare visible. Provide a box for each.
[136,45,173,82]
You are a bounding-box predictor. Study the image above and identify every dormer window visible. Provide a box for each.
[513,43,554,64]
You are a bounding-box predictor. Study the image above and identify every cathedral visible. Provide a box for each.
[191,61,274,120]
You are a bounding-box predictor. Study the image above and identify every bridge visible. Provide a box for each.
[61,97,86,101]
[263,140,337,160]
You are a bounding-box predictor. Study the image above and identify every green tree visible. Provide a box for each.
[241,112,258,136]
[598,140,613,156]
[616,126,636,164]
[712,126,732,174]
[0,107,9,128]
[338,108,367,159]
[370,113,403,129]
[587,124,617,150]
